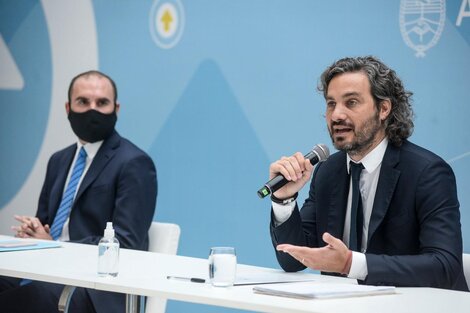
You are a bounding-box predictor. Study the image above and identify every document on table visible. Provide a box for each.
[234,272,316,286]
[253,281,396,299]
[0,239,61,252]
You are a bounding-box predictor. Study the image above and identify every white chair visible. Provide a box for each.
[145,222,181,313]
[463,253,470,288]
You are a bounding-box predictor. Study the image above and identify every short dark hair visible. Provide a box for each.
[67,70,118,105]
[318,56,414,146]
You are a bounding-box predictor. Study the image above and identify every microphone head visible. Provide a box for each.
[312,144,329,162]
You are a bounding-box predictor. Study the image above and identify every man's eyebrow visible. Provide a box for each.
[74,96,88,102]
[342,91,361,98]
[97,97,111,102]
[326,91,363,102]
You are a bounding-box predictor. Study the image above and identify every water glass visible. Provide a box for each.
[208,247,237,287]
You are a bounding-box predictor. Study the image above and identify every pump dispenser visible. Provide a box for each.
[97,222,119,277]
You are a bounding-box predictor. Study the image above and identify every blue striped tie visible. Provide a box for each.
[49,147,87,240]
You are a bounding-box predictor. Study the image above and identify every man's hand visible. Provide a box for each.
[12,215,53,240]
[269,152,314,199]
[276,232,353,275]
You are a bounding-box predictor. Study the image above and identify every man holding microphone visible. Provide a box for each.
[268,56,468,291]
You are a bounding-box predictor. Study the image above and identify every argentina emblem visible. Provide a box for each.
[149,0,185,49]
[399,0,446,57]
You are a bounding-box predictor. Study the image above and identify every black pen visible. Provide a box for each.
[166,276,206,283]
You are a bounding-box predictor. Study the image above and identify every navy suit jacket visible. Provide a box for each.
[36,131,157,313]
[271,140,468,291]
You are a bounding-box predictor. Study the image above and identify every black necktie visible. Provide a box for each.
[349,162,364,252]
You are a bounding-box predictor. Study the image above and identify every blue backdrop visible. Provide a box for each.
[1,1,469,312]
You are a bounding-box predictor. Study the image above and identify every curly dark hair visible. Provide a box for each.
[318,56,414,146]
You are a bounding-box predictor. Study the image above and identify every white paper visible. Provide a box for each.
[235,272,316,286]
[253,281,396,299]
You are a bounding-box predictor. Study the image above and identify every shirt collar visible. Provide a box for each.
[347,138,388,174]
[77,140,104,160]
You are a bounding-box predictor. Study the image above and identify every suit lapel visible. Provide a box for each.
[327,153,349,239]
[74,132,120,201]
[368,144,401,243]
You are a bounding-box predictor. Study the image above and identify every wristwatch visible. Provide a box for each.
[271,192,298,205]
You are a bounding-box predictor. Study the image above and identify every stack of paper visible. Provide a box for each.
[235,272,316,286]
[253,281,396,299]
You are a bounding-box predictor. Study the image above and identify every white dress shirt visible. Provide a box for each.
[57,140,103,241]
[272,138,389,280]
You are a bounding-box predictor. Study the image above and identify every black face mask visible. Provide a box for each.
[68,108,117,143]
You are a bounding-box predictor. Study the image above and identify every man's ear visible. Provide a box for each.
[379,99,392,121]
[115,102,121,116]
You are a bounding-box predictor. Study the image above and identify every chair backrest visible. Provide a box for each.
[148,222,181,255]
[145,222,181,313]
[463,253,470,288]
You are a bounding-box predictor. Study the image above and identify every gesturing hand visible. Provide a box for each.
[276,232,353,275]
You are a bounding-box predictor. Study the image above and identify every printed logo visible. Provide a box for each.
[399,0,446,57]
[457,0,470,26]
[149,0,185,49]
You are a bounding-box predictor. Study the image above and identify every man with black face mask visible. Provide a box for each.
[0,71,158,313]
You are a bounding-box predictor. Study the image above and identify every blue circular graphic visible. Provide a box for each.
[0,2,52,208]
[149,0,185,49]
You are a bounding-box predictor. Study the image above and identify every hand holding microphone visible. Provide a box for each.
[257,144,329,199]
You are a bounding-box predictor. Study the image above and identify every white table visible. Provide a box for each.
[1,237,470,313]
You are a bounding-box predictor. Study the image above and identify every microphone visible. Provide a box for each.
[257,144,330,199]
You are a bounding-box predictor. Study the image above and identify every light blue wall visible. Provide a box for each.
[1,1,469,312]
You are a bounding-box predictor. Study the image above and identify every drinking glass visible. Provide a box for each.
[208,247,237,287]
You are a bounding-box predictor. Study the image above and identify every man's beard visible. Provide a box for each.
[329,111,383,157]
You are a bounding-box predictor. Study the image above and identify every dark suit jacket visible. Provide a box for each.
[271,140,468,291]
[36,131,157,313]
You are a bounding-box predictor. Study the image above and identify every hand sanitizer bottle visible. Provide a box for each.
[98,222,119,277]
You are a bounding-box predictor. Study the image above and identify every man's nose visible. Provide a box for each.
[330,104,347,121]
